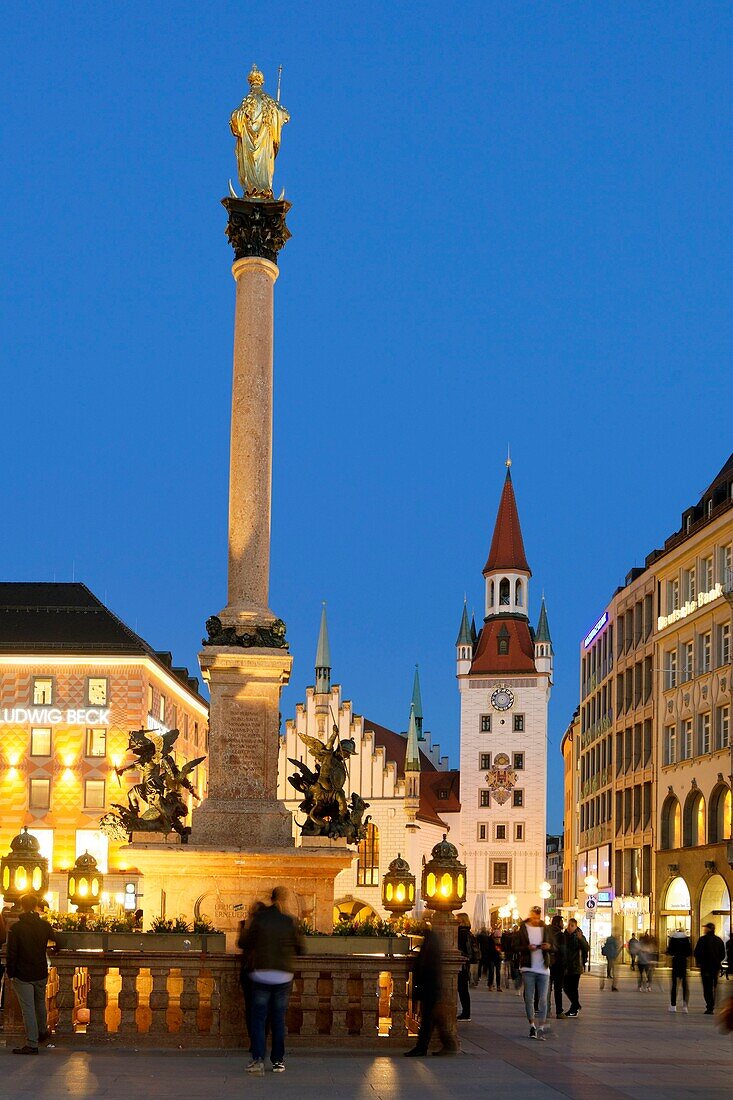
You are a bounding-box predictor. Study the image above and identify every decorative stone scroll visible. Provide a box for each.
[222,197,291,264]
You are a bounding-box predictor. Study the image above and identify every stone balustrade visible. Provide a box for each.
[3,950,461,1049]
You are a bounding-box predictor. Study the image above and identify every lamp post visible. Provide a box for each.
[68,851,104,914]
[421,835,467,916]
[0,828,49,910]
[382,854,416,921]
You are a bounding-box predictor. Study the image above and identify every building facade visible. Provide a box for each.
[278,610,460,921]
[563,452,733,951]
[545,833,564,916]
[457,464,552,924]
[0,583,209,914]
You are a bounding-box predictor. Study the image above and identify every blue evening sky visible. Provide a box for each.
[2,2,732,831]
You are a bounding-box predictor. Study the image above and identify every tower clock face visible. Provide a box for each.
[491,686,514,712]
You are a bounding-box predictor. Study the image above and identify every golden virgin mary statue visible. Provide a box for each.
[230,64,290,199]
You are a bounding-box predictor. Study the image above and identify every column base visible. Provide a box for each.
[191,797,293,849]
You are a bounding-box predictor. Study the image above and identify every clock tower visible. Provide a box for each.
[457,460,552,923]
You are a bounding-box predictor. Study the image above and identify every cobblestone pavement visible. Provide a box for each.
[2,968,732,1098]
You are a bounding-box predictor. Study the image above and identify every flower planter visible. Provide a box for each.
[303,935,411,957]
[57,931,226,954]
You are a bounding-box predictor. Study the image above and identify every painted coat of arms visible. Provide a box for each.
[485,753,517,805]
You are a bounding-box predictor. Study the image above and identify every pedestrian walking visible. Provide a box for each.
[600,934,620,991]
[517,906,555,1040]
[636,932,656,991]
[241,886,304,1075]
[548,915,566,1017]
[484,927,503,991]
[405,927,458,1056]
[694,922,725,1015]
[6,893,64,1054]
[562,918,589,1016]
[628,934,639,971]
[456,914,473,1020]
[237,900,266,1050]
[666,927,691,1013]
[725,934,733,981]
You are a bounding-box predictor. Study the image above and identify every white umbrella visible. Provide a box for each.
[473,891,488,929]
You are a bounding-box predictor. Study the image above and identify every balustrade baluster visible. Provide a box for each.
[330,968,348,1037]
[299,969,319,1037]
[55,961,77,1036]
[179,963,200,1036]
[388,964,408,1038]
[148,964,170,1038]
[85,962,108,1036]
[117,963,139,1037]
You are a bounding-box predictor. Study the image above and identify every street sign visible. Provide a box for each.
[585,896,598,913]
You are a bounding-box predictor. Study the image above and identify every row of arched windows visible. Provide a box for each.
[660,784,732,849]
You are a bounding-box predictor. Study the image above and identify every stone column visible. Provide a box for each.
[226,255,278,621]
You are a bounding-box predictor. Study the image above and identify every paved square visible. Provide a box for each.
[2,968,732,1098]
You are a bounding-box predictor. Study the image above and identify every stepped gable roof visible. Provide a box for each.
[483,469,531,575]
[0,582,206,704]
[470,617,537,675]
[365,718,459,827]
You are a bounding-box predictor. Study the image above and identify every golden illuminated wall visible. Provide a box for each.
[0,659,208,874]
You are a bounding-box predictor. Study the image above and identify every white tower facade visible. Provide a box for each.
[458,464,552,923]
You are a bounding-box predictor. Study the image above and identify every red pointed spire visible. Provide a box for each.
[482,467,531,576]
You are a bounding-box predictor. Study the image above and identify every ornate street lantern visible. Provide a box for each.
[68,851,104,913]
[421,834,467,914]
[382,854,416,917]
[1,827,49,909]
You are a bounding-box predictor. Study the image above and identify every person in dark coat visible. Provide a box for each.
[237,900,266,1050]
[694,922,726,1014]
[240,887,304,1074]
[666,928,692,1012]
[548,914,566,1017]
[485,926,503,991]
[628,934,639,970]
[456,915,473,1019]
[405,927,458,1056]
[562,919,589,1016]
[725,934,733,980]
[6,894,64,1054]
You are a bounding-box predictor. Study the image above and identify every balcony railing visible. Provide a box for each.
[2,949,463,1050]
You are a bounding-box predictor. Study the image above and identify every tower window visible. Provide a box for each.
[512,789,524,808]
[513,714,524,732]
[499,579,511,605]
[495,824,507,840]
[497,625,510,655]
[514,823,524,841]
[513,752,524,770]
[477,823,488,841]
[492,861,509,886]
[515,579,523,607]
[479,752,491,770]
[480,790,491,807]
[480,714,491,733]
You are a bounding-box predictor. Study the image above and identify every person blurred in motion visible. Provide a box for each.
[666,926,692,1013]
[694,922,725,1014]
[600,933,620,992]
[549,914,566,1017]
[628,934,639,971]
[562,918,589,1017]
[237,900,266,1049]
[405,926,458,1056]
[517,905,555,1041]
[241,887,304,1075]
[725,933,733,980]
[456,914,474,1019]
[636,931,657,991]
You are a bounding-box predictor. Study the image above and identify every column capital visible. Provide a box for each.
[222,196,292,264]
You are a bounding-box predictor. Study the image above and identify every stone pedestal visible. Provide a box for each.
[128,840,352,950]
[192,645,293,848]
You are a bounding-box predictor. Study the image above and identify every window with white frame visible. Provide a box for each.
[685,567,696,602]
[513,714,524,732]
[479,752,491,770]
[664,725,677,765]
[681,718,693,760]
[85,728,107,758]
[702,556,714,592]
[159,694,166,723]
[683,641,694,682]
[147,684,154,713]
[698,712,711,755]
[718,622,731,666]
[716,705,730,750]
[512,789,524,808]
[479,790,491,807]
[701,632,712,674]
[480,714,491,733]
[87,678,108,706]
[666,649,678,689]
[491,861,509,886]
[668,579,680,613]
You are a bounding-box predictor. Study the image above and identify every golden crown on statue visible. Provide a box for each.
[247,64,265,88]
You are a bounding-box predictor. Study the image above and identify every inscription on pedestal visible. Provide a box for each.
[220,701,267,799]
